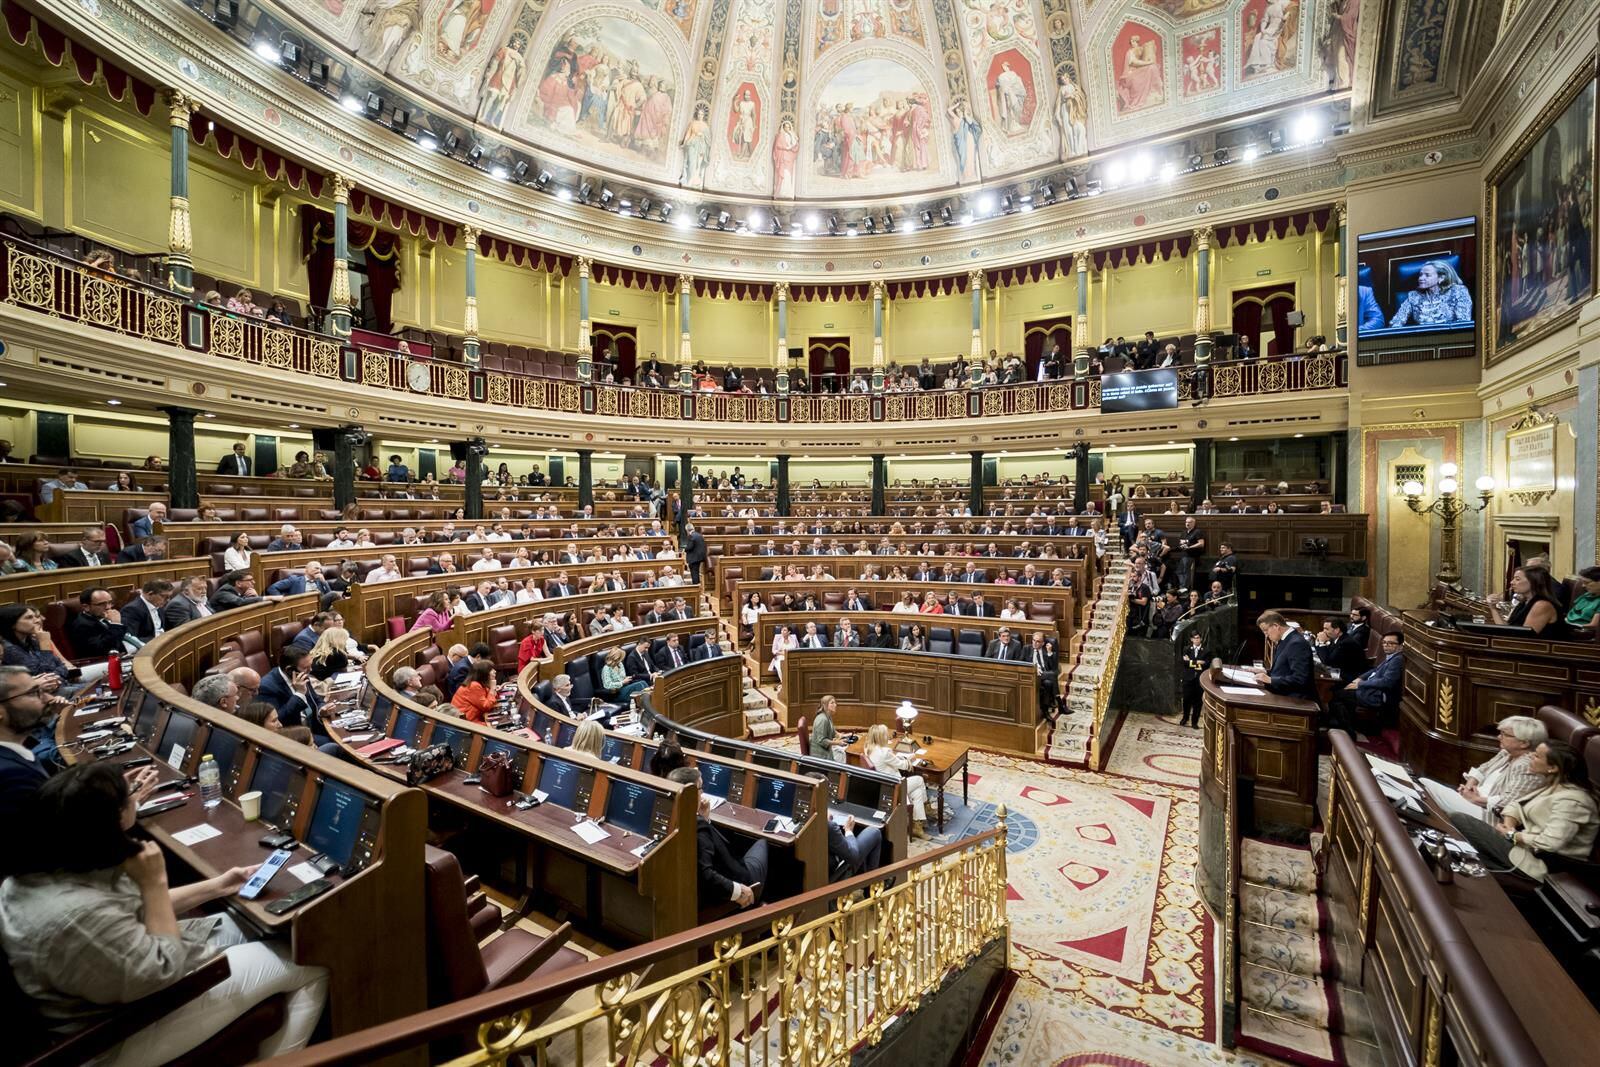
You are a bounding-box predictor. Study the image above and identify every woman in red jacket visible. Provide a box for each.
[450,661,497,723]
[516,630,548,670]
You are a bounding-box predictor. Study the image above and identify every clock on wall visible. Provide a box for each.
[407,362,431,393]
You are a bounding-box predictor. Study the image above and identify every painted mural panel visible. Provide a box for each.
[1179,26,1222,96]
[1054,71,1089,158]
[1240,0,1299,81]
[814,0,927,59]
[808,57,938,185]
[1111,21,1166,114]
[1319,0,1358,91]
[705,0,780,194]
[1139,0,1228,16]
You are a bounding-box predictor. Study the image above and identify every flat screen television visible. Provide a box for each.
[304,779,371,867]
[1100,369,1178,414]
[604,781,660,837]
[1355,217,1477,338]
[536,757,583,809]
[752,775,796,818]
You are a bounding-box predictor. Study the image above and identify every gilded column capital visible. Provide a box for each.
[773,281,790,302]
[871,279,887,301]
[165,89,198,127]
[576,256,593,279]
[461,225,481,249]
[678,273,694,293]
[1072,250,1090,274]
[967,269,984,292]
[331,174,352,204]
[1193,225,1214,251]
[1335,201,1348,226]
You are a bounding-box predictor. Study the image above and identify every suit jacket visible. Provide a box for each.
[987,638,1024,661]
[207,586,260,612]
[266,574,329,598]
[55,547,108,568]
[0,748,52,862]
[843,598,869,611]
[832,629,862,647]
[1351,653,1404,711]
[1028,645,1060,677]
[129,515,155,541]
[695,816,754,903]
[64,612,127,658]
[548,583,574,598]
[161,593,210,629]
[800,631,828,649]
[623,649,654,680]
[969,601,994,617]
[1315,635,1369,681]
[960,571,982,583]
[217,454,251,475]
[685,532,708,565]
[115,545,154,564]
[691,643,719,661]
[444,657,472,696]
[1266,630,1318,701]
[1504,784,1600,881]
[119,597,162,642]
[259,667,319,728]
[653,644,691,671]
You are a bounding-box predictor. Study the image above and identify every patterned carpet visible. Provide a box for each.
[1102,713,1206,788]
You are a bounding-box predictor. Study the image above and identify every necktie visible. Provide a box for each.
[1035,650,1045,675]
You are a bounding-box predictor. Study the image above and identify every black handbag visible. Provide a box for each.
[405,743,456,786]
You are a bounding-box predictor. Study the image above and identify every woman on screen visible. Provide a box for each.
[1388,260,1473,328]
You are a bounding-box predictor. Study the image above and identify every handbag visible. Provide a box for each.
[405,743,456,786]
[478,750,515,797]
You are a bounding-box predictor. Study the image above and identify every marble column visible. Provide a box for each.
[871,454,886,516]
[1073,443,1090,514]
[775,282,790,394]
[1192,226,1215,368]
[1073,252,1091,379]
[159,406,198,510]
[463,443,484,520]
[969,451,985,516]
[327,175,353,338]
[333,430,357,512]
[1334,202,1349,348]
[678,274,694,388]
[576,256,593,382]
[462,225,481,367]
[776,454,791,517]
[164,91,197,295]
[871,280,886,391]
[577,449,593,512]
[969,270,983,362]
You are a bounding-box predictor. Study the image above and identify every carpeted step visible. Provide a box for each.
[1241,961,1330,1029]
[1241,838,1318,893]
[1238,1005,1339,1066]
[1240,919,1321,979]
[1239,883,1321,934]
[747,721,782,739]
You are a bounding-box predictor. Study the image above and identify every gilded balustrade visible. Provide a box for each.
[1,239,1346,425]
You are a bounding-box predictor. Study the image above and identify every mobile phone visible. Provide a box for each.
[264,878,336,915]
[136,794,191,817]
[258,832,296,850]
[238,848,294,900]
[122,755,155,769]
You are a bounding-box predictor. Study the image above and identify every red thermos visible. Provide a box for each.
[108,652,122,691]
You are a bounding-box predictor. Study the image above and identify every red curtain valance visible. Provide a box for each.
[887,275,969,300]
[350,190,456,245]
[189,113,325,198]
[3,0,156,114]
[692,278,774,301]
[477,235,569,274]
[791,284,871,302]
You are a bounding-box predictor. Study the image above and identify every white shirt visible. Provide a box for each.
[367,566,404,583]
[891,602,918,613]
[1000,608,1025,620]
[327,538,356,550]
[471,558,503,571]
[141,596,165,635]
[223,547,252,573]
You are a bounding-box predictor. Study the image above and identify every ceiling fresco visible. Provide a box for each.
[273,0,1363,201]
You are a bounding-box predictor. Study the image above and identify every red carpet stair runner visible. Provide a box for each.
[1236,837,1379,1066]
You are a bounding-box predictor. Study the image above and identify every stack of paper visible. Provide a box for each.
[1220,667,1260,686]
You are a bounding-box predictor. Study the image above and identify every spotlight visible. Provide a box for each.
[278,41,300,69]
[1160,161,1178,181]
[1060,179,1074,199]
[827,216,840,235]
[618,199,631,212]
[882,212,895,232]
[921,210,934,226]
[977,192,996,213]
[308,60,330,87]
[1242,143,1261,162]
[675,211,694,230]
[862,215,875,233]
[1212,147,1230,165]
[535,169,551,188]
[1267,129,1285,151]
[748,208,764,229]
[806,212,821,232]
[1188,152,1204,168]
[512,160,529,181]
[637,196,651,217]
[771,216,783,235]
[390,107,411,133]
[1104,158,1127,185]
[960,211,974,225]
[716,210,730,229]
[697,207,712,226]
[577,181,593,202]
[418,132,438,152]
[466,143,484,165]
[938,205,952,224]
[441,131,460,154]
[599,186,614,206]
[557,186,573,200]
[364,92,383,119]
[252,39,281,64]
[659,200,674,219]
[846,224,858,237]
[339,94,364,115]
[213,0,238,28]
[1292,112,1323,144]
[999,194,1013,213]
[490,164,508,181]
[1130,153,1154,181]
[1085,179,1102,195]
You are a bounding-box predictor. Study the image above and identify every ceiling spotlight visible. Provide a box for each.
[617,199,632,212]
[1187,153,1204,168]
[920,209,934,226]
[1246,141,1265,160]
[340,94,364,115]
[960,212,974,225]
[716,210,730,229]
[466,143,484,165]
[390,107,411,132]
[697,207,712,226]
[1059,179,1074,200]
[512,160,529,181]
[977,192,996,214]
[278,41,300,69]
[636,196,651,216]
[490,164,508,180]
[1104,158,1127,185]
[1292,112,1323,144]
[213,0,239,28]
[1160,161,1178,181]
[827,216,839,235]
[882,212,895,232]
[846,224,858,237]
[577,181,593,203]
[675,211,693,230]
[252,39,282,64]
[1085,179,1102,195]
[862,216,875,233]
[1213,147,1230,165]
[771,216,783,235]
[417,132,438,152]
[1267,129,1285,150]
[556,186,573,200]
[938,205,952,224]
[748,208,764,229]
[999,194,1013,213]
[308,59,330,86]
[535,169,551,188]
[1130,153,1154,181]
[599,186,614,206]
[440,131,460,154]
[364,92,383,119]
[659,200,674,218]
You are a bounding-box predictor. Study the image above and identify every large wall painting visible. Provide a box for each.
[1111,21,1166,115]
[806,55,940,191]
[389,0,521,110]
[1487,72,1597,362]
[1239,0,1299,81]
[814,0,927,59]
[1179,26,1222,96]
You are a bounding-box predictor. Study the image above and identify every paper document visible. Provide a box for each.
[705,795,726,810]
[572,820,611,844]
[1220,686,1261,696]
[1366,755,1414,784]
[286,861,323,885]
[1420,778,1484,819]
[172,824,222,847]
[1220,667,1259,685]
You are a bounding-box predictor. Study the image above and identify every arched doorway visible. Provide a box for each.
[1229,283,1297,356]
[591,325,637,382]
[1023,316,1072,378]
[807,337,851,392]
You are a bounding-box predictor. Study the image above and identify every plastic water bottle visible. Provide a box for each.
[198,755,222,808]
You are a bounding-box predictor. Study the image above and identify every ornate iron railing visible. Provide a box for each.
[3,237,1346,424]
[268,819,1009,1066]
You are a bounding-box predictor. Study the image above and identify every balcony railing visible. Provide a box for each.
[3,238,1347,424]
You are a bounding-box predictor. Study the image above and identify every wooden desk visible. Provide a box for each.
[1324,731,1600,1066]
[843,735,970,830]
[784,647,1043,752]
[1199,669,1319,829]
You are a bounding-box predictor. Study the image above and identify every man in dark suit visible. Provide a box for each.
[217,442,252,475]
[833,620,862,647]
[1345,606,1372,652]
[1017,564,1044,586]
[671,766,768,908]
[654,633,691,671]
[128,502,167,541]
[692,632,723,660]
[162,575,214,629]
[0,668,58,830]
[1328,632,1406,730]
[959,562,982,583]
[624,638,658,683]
[1253,612,1319,702]
[266,561,331,599]
[548,572,574,598]
[969,593,994,617]
[1029,632,1061,721]
[825,813,883,879]
[799,623,828,649]
[1313,618,1369,681]
[259,646,322,731]
[669,597,692,621]
[119,580,175,642]
[758,540,779,556]
[116,535,168,564]
[65,587,129,658]
[208,572,270,612]
[843,589,869,612]
[987,627,1024,661]
[56,528,110,568]
[684,523,708,585]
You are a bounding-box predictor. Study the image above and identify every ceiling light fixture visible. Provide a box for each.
[747,208,764,229]
[440,131,460,154]
[466,144,484,165]
[535,169,551,188]
[556,186,573,201]
[339,94,364,115]
[364,92,383,119]
[417,132,438,152]
[1292,112,1323,144]
[977,192,996,214]
[490,164,508,180]
[390,107,411,133]
[1130,153,1154,181]
[577,181,593,203]
[252,39,281,64]
[278,40,302,70]
[308,59,330,87]
[1104,159,1127,186]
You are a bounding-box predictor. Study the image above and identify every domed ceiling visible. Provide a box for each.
[274,0,1359,202]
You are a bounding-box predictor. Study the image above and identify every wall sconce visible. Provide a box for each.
[1402,462,1495,586]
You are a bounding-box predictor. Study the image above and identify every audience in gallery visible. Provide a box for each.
[0,761,330,1061]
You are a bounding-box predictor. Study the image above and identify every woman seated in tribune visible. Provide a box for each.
[1448,739,1599,891]
[1388,259,1473,328]
[0,763,329,1062]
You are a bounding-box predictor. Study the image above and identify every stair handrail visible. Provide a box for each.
[1088,563,1131,769]
[265,817,1011,1066]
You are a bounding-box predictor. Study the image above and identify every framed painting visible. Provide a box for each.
[1485,59,1597,364]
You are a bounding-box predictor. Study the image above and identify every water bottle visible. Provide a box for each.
[198,754,222,808]
[107,652,122,691]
